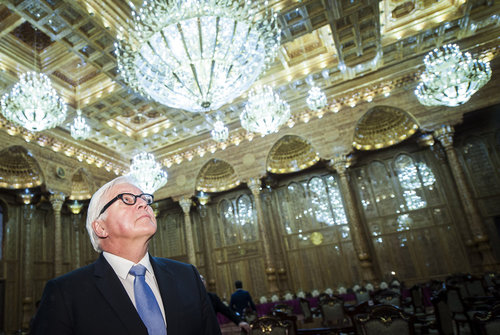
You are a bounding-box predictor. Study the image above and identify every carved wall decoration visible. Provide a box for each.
[0,146,44,189]
[353,105,419,150]
[196,159,241,192]
[69,168,93,200]
[267,135,320,173]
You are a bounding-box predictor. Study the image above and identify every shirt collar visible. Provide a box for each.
[103,251,154,280]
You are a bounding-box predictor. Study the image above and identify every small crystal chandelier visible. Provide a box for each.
[115,0,280,113]
[306,86,327,111]
[70,110,91,140]
[415,44,491,107]
[1,72,67,131]
[211,118,228,142]
[128,152,168,194]
[240,85,291,135]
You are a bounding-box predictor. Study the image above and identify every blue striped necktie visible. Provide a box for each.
[129,264,167,335]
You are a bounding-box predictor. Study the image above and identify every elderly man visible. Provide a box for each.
[32,176,221,335]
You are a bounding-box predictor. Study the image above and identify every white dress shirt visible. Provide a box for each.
[103,252,166,324]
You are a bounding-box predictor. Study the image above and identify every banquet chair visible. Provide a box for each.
[375,290,401,307]
[318,296,353,332]
[299,298,314,323]
[354,304,416,335]
[247,315,293,335]
[472,303,500,335]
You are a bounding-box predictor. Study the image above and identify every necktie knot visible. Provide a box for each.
[130,264,147,277]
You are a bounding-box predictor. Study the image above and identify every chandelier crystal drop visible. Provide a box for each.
[211,118,229,142]
[128,152,168,194]
[0,72,67,131]
[115,0,281,113]
[415,44,491,107]
[70,109,91,140]
[240,85,291,135]
[306,86,327,111]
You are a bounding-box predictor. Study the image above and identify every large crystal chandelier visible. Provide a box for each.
[211,118,229,142]
[115,0,280,113]
[70,109,91,140]
[128,152,168,194]
[306,86,327,111]
[415,44,491,107]
[1,72,67,131]
[240,85,290,135]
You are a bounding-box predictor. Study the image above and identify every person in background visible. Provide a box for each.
[230,280,257,317]
[31,175,220,335]
[201,275,251,333]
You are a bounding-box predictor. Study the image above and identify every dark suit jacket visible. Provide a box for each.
[207,292,242,325]
[229,289,256,316]
[31,253,221,335]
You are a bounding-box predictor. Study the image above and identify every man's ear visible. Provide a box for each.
[92,219,108,238]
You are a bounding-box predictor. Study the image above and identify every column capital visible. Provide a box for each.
[433,125,455,148]
[179,197,192,214]
[328,154,353,175]
[247,178,262,196]
[49,192,66,212]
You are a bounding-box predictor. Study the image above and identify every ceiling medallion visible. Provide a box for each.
[70,110,91,140]
[128,152,168,194]
[240,85,291,136]
[415,44,491,107]
[1,72,67,132]
[115,0,280,113]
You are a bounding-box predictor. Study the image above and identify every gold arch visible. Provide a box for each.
[69,168,93,200]
[0,146,44,189]
[267,135,319,174]
[353,105,419,150]
[196,159,240,192]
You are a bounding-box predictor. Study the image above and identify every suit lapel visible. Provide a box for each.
[150,256,182,334]
[93,254,147,335]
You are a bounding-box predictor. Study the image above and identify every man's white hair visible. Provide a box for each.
[86,175,139,252]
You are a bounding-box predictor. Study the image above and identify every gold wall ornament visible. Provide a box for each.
[196,158,240,192]
[69,169,93,200]
[267,135,320,173]
[0,146,44,189]
[353,105,419,150]
[310,232,324,245]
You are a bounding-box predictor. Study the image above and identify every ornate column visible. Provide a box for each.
[329,155,376,281]
[21,202,35,330]
[179,197,196,266]
[50,192,65,277]
[68,200,84,269]
[434,125,497,270]
[248,178,278,294]
[197,192,216,292]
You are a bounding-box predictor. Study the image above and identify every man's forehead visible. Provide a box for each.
[105,182,141,199]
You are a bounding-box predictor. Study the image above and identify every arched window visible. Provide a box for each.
[217,195,258,246]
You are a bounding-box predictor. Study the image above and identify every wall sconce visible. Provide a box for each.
[68,200,84,215]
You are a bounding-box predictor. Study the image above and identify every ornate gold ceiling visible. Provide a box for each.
[0,0,498,174]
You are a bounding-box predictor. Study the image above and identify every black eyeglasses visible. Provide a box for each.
[99,193,154,216]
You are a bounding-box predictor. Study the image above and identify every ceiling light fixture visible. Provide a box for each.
[415,44,491,107]
[210,117,229,142]
[306,86,327,111]
[240,85,290,136]
[128,152,168,194]
[0,27,66,132]
[70,110,91,140]
[115,0,280,113]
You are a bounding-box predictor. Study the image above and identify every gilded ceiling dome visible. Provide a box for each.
[0,146,43,189]
[69,169,93,200]
[196,159,240,192]
[267,135,319,174]
[353,105,419,150]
